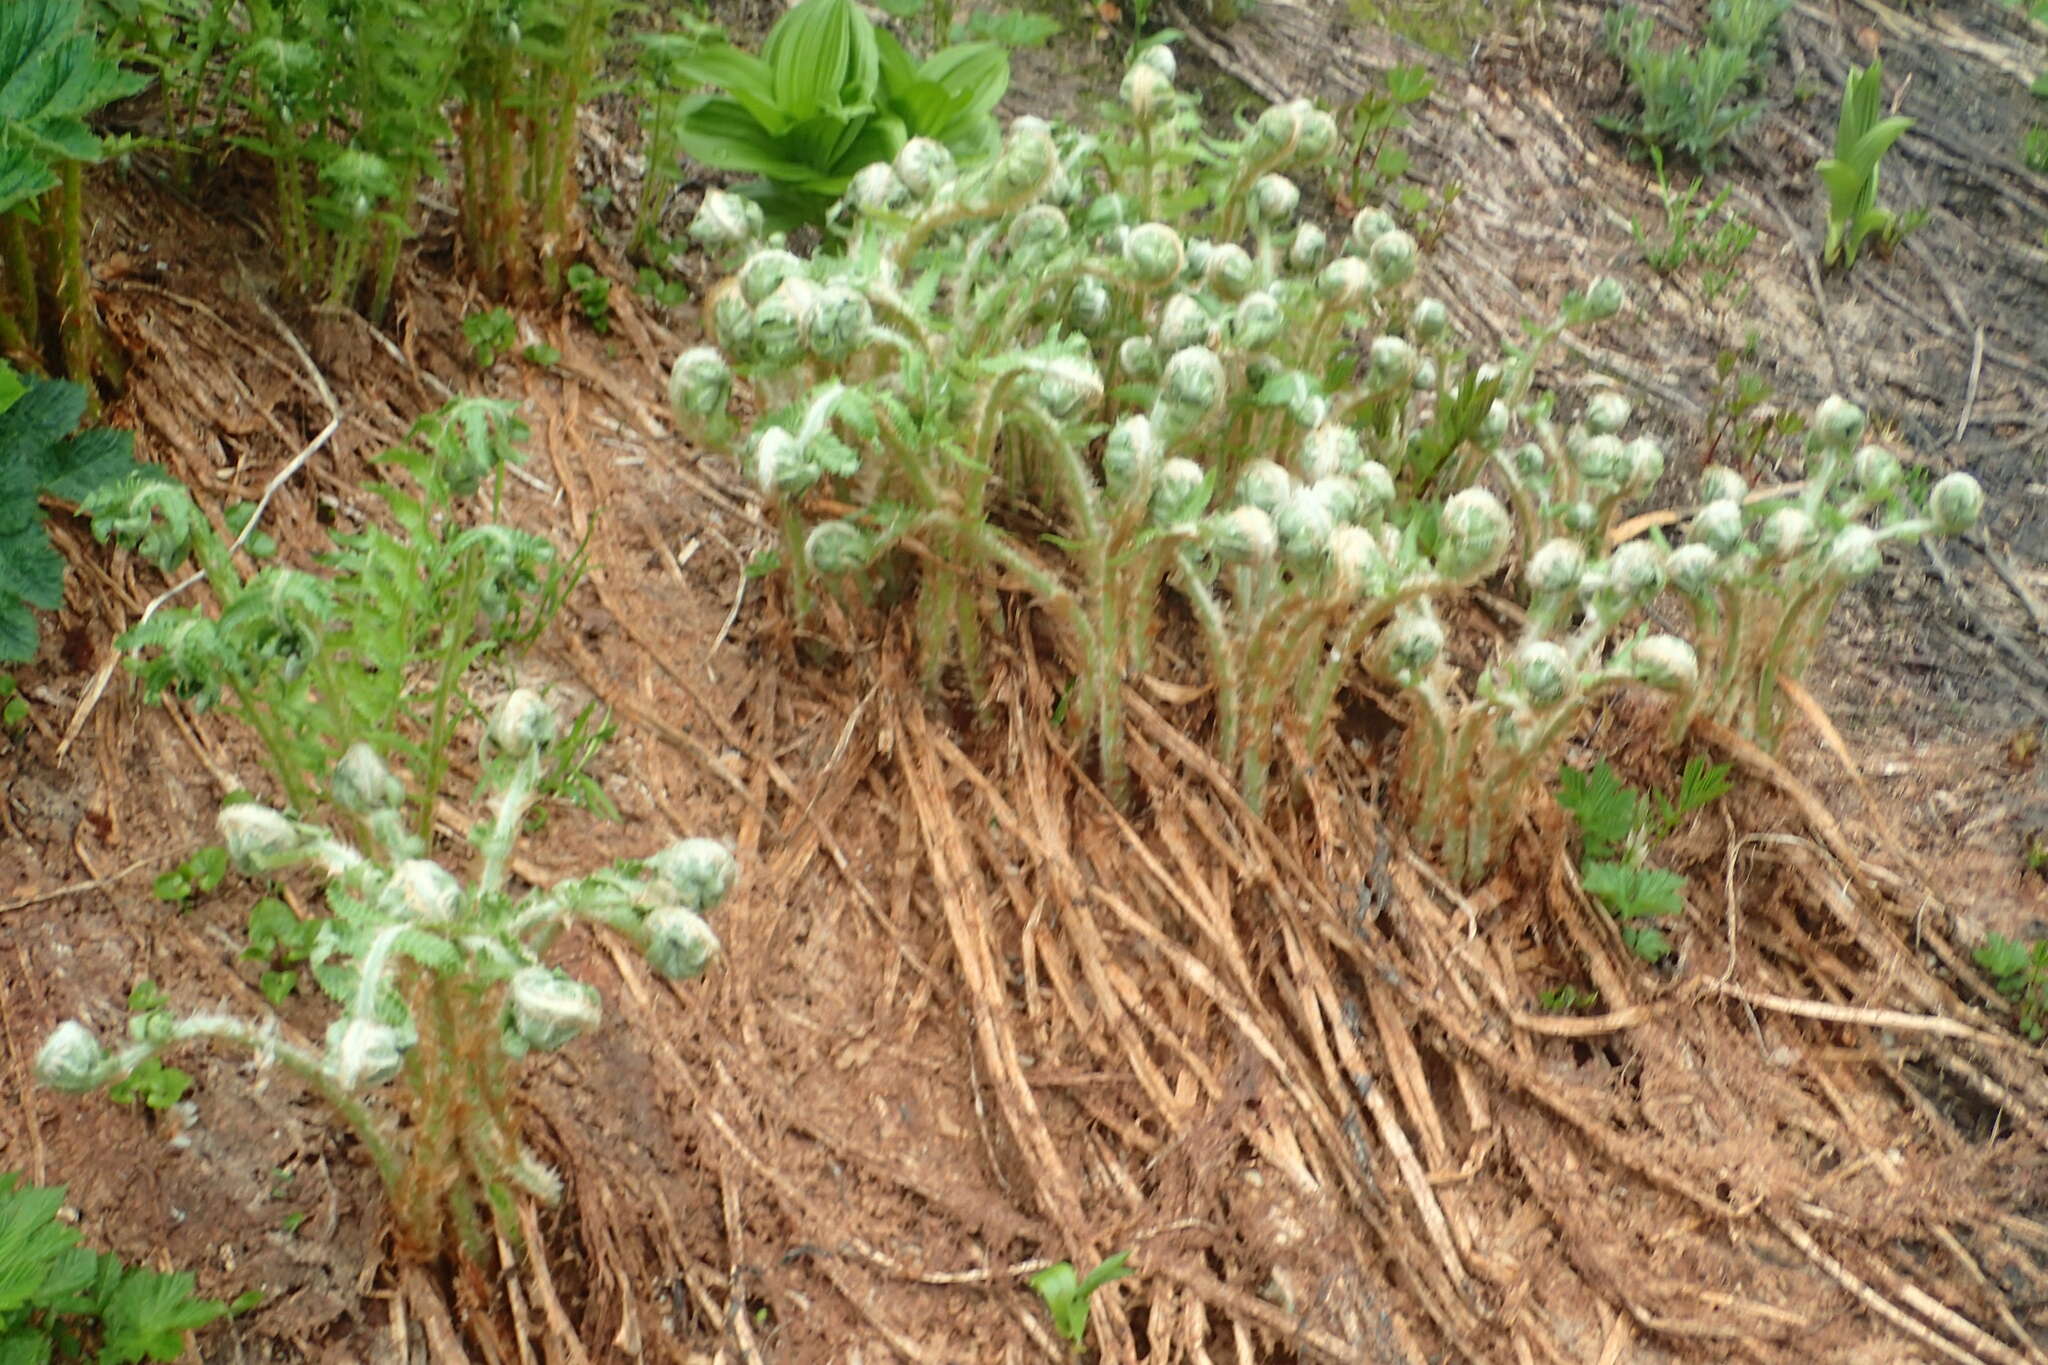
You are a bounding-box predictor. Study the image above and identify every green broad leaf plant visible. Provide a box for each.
[669,0,1011,229]
[667,46,1986,888]
[1817,58,1918,269]
[0,1170,248,1364]
[0,361,152,663]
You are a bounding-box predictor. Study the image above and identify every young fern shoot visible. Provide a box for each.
[38,692,737,1265]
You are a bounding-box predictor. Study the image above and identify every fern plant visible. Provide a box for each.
[46,410,739,1275]
[37,702,739,1268]
[0,0,150,390]
[84,397,597,839]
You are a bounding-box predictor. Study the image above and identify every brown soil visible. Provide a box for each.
[4,0,2047,1361]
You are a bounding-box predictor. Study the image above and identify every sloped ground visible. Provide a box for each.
[2,0,2047,1361]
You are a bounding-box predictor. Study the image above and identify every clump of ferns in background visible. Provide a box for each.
[668,45,1538,810]
[96,0,625,312]
[667,46,1983,885]
[37,691,735,1264]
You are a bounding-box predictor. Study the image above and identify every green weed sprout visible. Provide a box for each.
[1030,1251,1133,1355]
[1630,149,1757,299]
[1975,933,2047,1041]
[36,692,736,1266]
[1662,395,1982,745]
[1817,59,1918,269]
[1558,757,1729,963]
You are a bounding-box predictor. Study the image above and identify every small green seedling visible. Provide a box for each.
[1539,983,1600,1013]
[566,264,613,333]
[522,342,561,368]
[1340,64,1435,209]
[0,673,27,730]
[1817,59,1918,268]
[1030,1251,1133,1354]
[463,307,519,368]
[1630,149,1757,298]
[634,265,690,310]
[242,896,318,1005]
[2022,830,2048,878]
[152,846,228,905]
[1396,178,1463,250]
[105,981,195,1110]
[1975,933,2047,1041]
[1700,342,1804,471]
[1558,757,1729,964]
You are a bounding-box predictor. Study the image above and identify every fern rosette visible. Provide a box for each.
[37,688,738,1263]
[668,48,1988,883]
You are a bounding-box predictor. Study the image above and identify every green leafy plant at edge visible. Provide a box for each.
[1030,1251,1134,1354]
[1975,933,2047,1041]
[0,673,28,729]
[0,1170,255,1363]
[0,360,153,663]
[669,0,1011,229]
[1817,58,1918,268]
